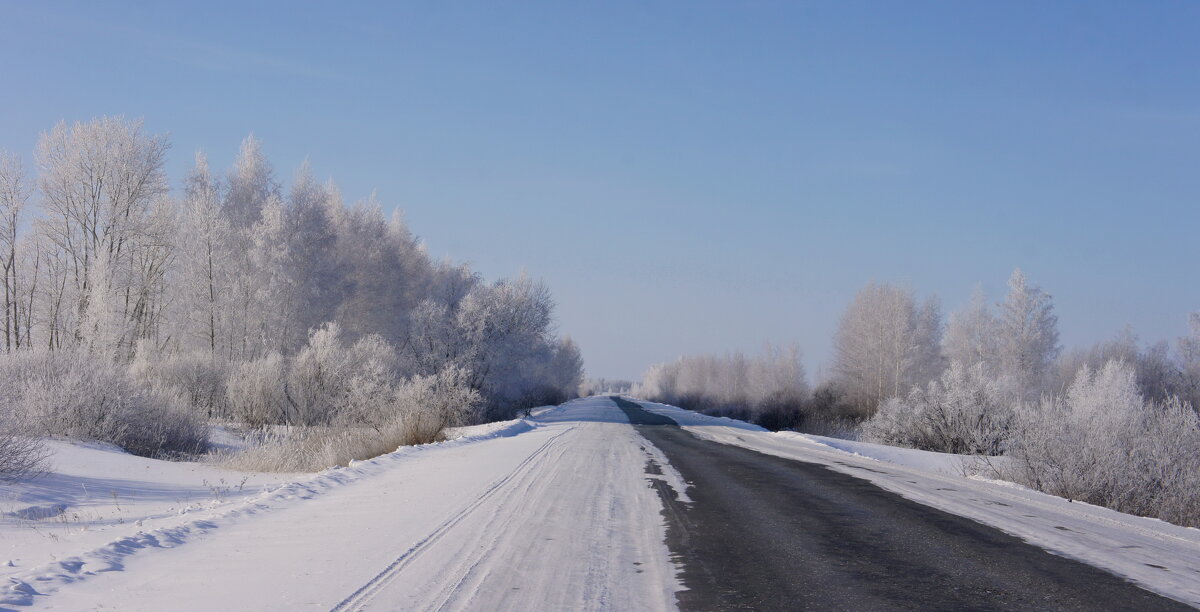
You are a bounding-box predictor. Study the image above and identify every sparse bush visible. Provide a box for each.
[1002,360,1200,527]
[0,418,48,482]
[0,350,208,458]
[863,362,1014,455]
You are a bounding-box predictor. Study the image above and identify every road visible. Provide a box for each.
[614,397,1190,611]
[11,396,1192,611]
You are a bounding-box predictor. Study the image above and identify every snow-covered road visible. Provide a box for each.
[5,398,678,611]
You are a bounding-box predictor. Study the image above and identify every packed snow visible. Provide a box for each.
[1,398,679,611]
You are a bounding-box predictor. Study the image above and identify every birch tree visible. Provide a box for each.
[996,269,1059,400]
[177,152,232,357]
[832,283,944,415]
[0,153,29,351]
[35,117,170,356]
[944,285,998,372]
[222,134,277,230]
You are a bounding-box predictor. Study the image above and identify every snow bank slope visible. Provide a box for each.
[1,439,292,574]
[632,398,1200,608]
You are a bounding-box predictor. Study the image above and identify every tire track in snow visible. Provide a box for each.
[329,426,575,612]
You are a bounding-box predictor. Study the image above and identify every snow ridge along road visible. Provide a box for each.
[328,425,577,611]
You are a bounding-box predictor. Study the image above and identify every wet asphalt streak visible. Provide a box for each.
[612,397,1189,612]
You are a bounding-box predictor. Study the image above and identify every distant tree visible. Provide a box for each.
[996,269,1059,400]
[911,297,946,385]
[831,282,943,415]
[1177,312,1200,408]
[222,134,277,229]
[636,344,808,428]
[943,285,998,373]
[548,336,586,398]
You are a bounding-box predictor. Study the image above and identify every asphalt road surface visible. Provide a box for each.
[613,397,1189,612]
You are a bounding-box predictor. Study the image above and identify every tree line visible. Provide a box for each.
[0,117,583,473]
[637,269,1200,527]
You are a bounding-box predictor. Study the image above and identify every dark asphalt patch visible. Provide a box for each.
[612,397,1189,612]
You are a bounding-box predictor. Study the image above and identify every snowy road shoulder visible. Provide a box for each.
[631,399,1200,608]
[0,415,538,609]
[3,398,681,611]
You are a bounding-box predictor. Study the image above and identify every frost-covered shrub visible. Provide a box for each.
[863,362,1014,455]
[285,323,351,426]
[285,323,402,426]
[391,366,481,445]
[0,408,47,482]
[130,343,229,419]
[1003,360,1200,527]
[0,351,207,457]
[225,365,481,472]
[225,352,287,428]
[332,333,401,425]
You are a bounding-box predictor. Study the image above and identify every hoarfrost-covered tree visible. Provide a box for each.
[0,152,30,352]
[281,163,345,352]
[176,152,232,356]
[1176,313,1200,409]
[996,269,1059,400]
[454,275,558,417]
[0,118,585,463]
[911,297,946,386]
[333,200,428,345]
[1049,327,1182,402]
[547,336,586,398]
[943,285,998,373]
[35,117,171,355]
[832,283,944,415]
[222,134,277,229]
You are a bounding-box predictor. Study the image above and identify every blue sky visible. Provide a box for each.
[2,1,1198,380]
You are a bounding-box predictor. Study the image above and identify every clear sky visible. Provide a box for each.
[2,1,1198,380]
